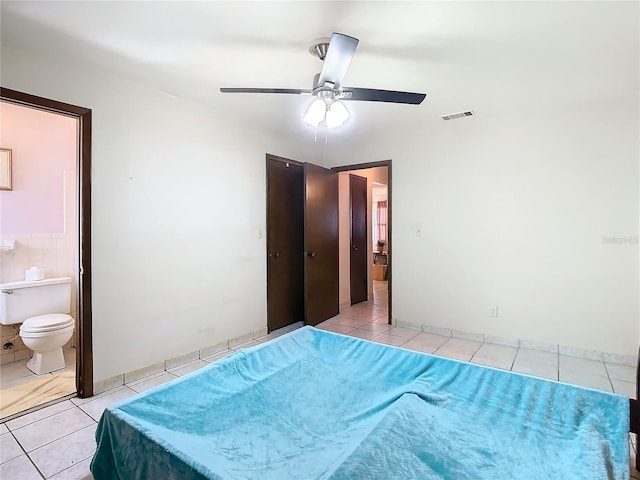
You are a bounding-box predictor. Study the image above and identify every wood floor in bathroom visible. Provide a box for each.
[0,348,76,419]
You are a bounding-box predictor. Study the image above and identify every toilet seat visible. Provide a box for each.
[20,314,74,335]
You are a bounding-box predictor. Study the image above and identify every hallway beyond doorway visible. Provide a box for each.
[319,280,389,337]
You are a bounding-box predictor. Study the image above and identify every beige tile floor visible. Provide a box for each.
[0,281,637,478]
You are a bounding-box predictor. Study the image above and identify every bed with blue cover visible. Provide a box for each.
[91,326,630,479]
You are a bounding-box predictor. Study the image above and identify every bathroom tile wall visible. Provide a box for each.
[0,171,78,365]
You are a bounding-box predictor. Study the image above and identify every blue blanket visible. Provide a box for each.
[91,326,629,479]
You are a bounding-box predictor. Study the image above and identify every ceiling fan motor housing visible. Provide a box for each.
[311,73,337,99]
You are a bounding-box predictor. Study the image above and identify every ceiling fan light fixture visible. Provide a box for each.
[303,98,327,127]
[325,100,349,128]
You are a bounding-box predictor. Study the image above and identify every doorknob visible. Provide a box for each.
[304,252,316,257]
[269,251,279,258]
[352,245,358,251]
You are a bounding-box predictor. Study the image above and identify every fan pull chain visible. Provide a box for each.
[311,123,329,144]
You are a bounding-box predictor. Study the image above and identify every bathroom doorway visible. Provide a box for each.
[0,88,93,420]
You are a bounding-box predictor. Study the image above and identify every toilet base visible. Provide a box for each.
[27,348,66,375]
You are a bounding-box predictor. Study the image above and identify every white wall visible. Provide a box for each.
[325,97,639,356]
[1,41,322,382]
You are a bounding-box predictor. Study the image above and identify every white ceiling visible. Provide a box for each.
[1,1,638,144]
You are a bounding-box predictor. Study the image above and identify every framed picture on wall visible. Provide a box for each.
[0,148,11,191]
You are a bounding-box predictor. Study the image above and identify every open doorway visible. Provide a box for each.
[333,161,392,325]
[0,88,93,420]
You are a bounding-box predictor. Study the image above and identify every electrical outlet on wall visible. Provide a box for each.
[416,225,423,237]
[490,306,499,318]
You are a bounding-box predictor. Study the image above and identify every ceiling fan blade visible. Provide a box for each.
[220,88,312,95]
[317,33,359,89]
[342,88,426,105]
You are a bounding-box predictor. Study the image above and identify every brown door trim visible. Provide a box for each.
[266,153,304,167]
[1,87,93,398]
[332,160,392,325]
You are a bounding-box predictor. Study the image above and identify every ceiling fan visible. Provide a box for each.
[220,33,426,129]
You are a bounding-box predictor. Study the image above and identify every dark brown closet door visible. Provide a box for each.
[303,162,339,326]
[266,157,304,331]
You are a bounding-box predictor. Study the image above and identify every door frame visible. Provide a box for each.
[1,87,93,398]
[332,160,392,325]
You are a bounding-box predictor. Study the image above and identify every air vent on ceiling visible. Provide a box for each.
[441,110,474,121]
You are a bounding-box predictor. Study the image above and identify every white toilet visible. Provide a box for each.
[0,277,75,374]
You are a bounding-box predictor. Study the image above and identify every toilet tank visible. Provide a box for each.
[0,277,72,325]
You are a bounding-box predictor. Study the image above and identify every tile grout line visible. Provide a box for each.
[27,450,47,480]
[603,363,616,394]
[468,346,480,364]
[508,347,519,372]
[7,428,31,465]
[6,427,45,479]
